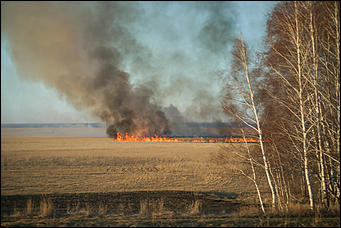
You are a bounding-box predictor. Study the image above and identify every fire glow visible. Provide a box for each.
[114,132,263,143]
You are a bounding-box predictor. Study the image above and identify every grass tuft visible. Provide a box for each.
[39,197,53,217]
[25,198,33,216]
[187,200,202,215]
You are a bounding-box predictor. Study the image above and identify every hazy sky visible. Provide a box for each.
[1,1,277,124]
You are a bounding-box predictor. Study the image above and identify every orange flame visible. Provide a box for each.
[114,132,266,143]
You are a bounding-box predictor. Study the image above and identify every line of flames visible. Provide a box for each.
[114,132,264,143]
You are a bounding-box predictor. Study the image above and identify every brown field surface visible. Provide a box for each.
[2,136,339,226]
[1,137,256,195]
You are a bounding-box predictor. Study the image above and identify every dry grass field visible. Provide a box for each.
[1,137,250,194]
[1,134,339,226]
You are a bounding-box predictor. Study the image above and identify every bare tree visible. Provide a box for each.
[221,36,277,209]
[238,127,265,214]
[261,1,340,210]
[220,1,339,213]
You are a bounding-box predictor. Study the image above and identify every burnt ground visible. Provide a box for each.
[2,191,340,227]
[1,190,245,218]
[1,190,255,227]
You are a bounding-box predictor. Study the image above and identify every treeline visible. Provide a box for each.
[221,1,340,213]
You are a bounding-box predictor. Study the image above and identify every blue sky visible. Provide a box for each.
[1,1,277,123]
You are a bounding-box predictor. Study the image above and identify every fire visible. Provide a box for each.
[223,136,260,143]
[114,132,264,143]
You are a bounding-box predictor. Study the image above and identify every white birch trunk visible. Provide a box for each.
[294,1,314,210]
[308,2,328,208]
[240,38,277,208]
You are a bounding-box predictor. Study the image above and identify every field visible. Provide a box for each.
[1,135,340,226]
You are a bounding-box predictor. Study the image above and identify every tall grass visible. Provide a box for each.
[139,198,175,217]
[25,198,33,216]
[187,200,202,215]
[98,202,108,215]
[39,197,53,217]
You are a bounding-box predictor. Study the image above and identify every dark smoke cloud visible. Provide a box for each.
[1,2,169,137]
[2,2,238,136]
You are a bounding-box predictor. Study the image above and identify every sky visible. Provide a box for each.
[1,1,277,124]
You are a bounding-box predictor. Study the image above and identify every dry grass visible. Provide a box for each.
[39,197,53,217]
[1,137,256,196]
[139,198,176,219]
[25,198,33,216]
[98,202,108,215]
[2,136,339,227]
[187,200,202,215]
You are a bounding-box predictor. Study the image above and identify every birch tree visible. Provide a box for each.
[261,1,340,210]
[221,36,277,209]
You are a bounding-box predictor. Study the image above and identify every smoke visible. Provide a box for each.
[196,2,236,54]
[132,2,238,123]
[1,2,170,136]
[2,2,238,137]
